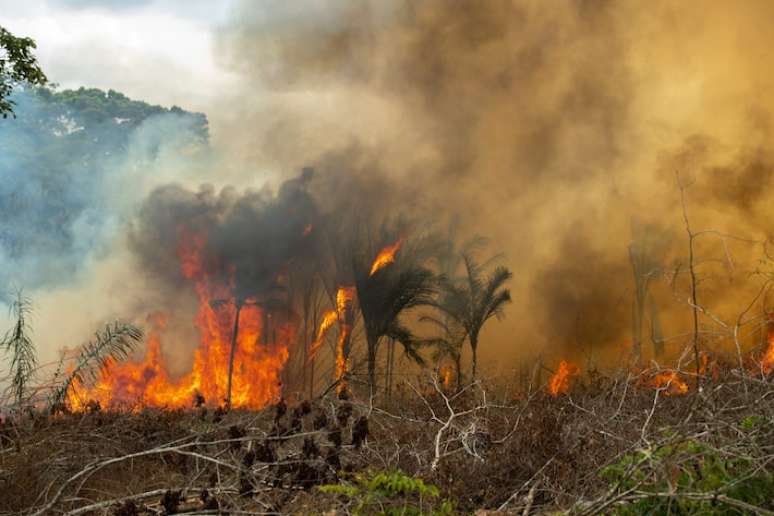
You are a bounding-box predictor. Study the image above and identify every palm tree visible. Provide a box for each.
[421,313,466,392]
[437,253,512,380]
[2,290,36,411]
[354,237,439,397]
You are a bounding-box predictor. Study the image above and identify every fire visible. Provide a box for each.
[304,287,356,394]
[335,287,356,394]
[548,360,580,397]
[370,238,403,276]
[761,315,774,375]
[309,310,337,359]
[651,371,689,396]
[303,224,313,237]
[67,232,289,410]
[439,365,452,389]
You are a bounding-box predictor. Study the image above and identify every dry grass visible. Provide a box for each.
[1,364,774,515]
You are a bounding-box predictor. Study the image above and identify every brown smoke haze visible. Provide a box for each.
[198,0,774,373]
[25,1,774,380]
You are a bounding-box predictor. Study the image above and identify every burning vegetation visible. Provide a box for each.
[547,360,580,397]
[6,0,774,513]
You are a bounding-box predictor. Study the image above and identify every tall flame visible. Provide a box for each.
[67,232,289,410]
[548,360,580,397]
[335,287,356,394]
[370,238,403,276]
[762,315,774,375]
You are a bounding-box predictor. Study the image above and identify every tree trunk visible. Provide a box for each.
[301,293,309,397]
[454,353,462,393]
[470,335,478,380]
[368,337,378,399]
[226,301,243,409]
[309,307,317,399]
[386,338,395,398]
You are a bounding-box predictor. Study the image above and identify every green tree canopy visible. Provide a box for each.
[0,26,47,118]
[0,86,209,295]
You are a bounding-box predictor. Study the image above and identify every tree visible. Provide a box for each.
[354,234,439,397]
[425,224,487,390]
[1,290,36,411]
[629,221,666,363]
[0,86,208,294]
[0,26,47,118]
[437,252,512,380]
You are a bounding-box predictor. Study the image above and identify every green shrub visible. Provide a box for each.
[598,432,774,515]
[318,469,454,515]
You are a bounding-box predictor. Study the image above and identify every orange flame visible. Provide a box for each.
[440,365,452,389]
[651,371,689,396]
[370,238,403,276]
[309,310,337,360]
[68,232,289,410]
[335,287,356,394]
[548,360,580,397]
[761,316,774,375]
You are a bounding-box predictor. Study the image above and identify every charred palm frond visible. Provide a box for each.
[50,322,143,408]
[1,290,36,409]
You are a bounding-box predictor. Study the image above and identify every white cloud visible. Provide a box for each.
[0,0,239,111]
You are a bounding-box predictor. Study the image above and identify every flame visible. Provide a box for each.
[309,310,337,359]
[548,360,580,397]
[68,232,289,410]
[651,371,689,396]
[303,224,313,237]
[698,351,720,380]
[335,287,356,394]
[761,316,774,375]
[440,365,452,389]
[370,238,403,276]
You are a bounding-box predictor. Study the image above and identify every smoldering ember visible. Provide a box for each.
[2,2,774,515]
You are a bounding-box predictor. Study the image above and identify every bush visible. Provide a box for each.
[598,429,774,515]
[318,469,454,515]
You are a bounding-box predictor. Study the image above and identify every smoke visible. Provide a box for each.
[8,0,774,377]
[129,169,318,299]
[0,89,210,364]
[205,0,774,369]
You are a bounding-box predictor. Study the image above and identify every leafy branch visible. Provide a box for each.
[1,290,36,410]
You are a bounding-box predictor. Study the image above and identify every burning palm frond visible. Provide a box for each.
[50,322,143,409]
[357,250,438,394]
[1,290,36,410]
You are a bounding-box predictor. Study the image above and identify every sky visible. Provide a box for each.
[0,0,238,111]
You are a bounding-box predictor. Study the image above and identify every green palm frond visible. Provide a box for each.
[50,322,143,408]
[2,290,36,408]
